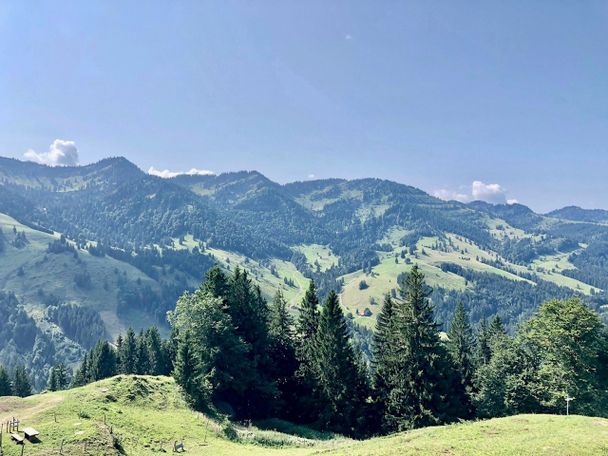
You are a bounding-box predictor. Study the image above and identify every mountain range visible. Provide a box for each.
[1,156,607,388]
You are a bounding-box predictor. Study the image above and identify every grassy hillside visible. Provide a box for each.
[0,212,162,338]
[1,376,607,455]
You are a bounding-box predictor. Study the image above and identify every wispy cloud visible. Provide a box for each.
[148,166,215,179]
[24,139,79,166]
[307,173,316,179]
[434,180,516,205]
[344,34,353,40]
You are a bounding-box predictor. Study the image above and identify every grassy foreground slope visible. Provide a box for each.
[1,376,607,456]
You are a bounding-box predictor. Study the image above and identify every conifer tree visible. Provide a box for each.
[48,367,58,391]
[115,334,124,370]
[13,365,32,397]
[225,268,276,417]
[294,280,321,421]
[267,291,298,419]
[203,265,229,299]
[90,341,117,381]
[314,290,368,435]
[136,330,151,375]
[371,294,395,412]
[145,327,166,375]
[0,365,12,396]
[475,318,492,365]
[174,330,206,408]
[296,281,320,375]
[54,363,69,390]
[447,302,475,417]
[489,315,506,339]
[119,328,138,374]
[72,352,90,387]
[384,265,463,431]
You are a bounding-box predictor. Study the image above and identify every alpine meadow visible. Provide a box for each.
[2,2,608,455]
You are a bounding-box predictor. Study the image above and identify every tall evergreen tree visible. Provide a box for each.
[267,291,299,419]
[371,294,395,414]
[119,328,138,374]
[48,367,58,392]
[174,330,207,408]
[384,265,464,431]
[489,315,506,339]
[135,330,151,375]
[13,366,32,397]
[225,268,276,417]
[447,302,475,417]
[294,280,321,422]
[475,318,492,365]
[0,366,12,396]
[54,363,69,390]
[72,352,90,387]
[202,265,229,299]
[90,341,117,381]
[145,327,166,375]
[314,290,368,435]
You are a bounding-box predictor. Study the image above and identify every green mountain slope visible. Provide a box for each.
[1,375,606,456]
[2,155,608,379]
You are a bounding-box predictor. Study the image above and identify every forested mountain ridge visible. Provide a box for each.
[1,156,608,389]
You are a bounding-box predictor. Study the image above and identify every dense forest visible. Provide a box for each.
[7,265,603,439]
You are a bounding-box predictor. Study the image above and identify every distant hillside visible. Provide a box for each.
[547,205,608,224]
[1,375,606,455]
[2,156,608,382]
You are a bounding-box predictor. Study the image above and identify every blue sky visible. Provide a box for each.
[1,1,607,212]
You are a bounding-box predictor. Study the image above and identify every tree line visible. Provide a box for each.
[14,264,608,438]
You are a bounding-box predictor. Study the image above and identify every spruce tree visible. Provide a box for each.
[294,280,321,421]
[314,290,368,435]
[384,265,463,431]
[447,302,475,417]
[119,328,138,374]
[13,365,32,397]
[48,367,58,391]
[371,294,395,415]
[475,318,492,365]
[136,330,151,375]
[225,268,276,417]
[174,331,206,408]
[54,363,69,390]
[72,352,90,387]
[203,265,229,299]
[145,327,165,375]
[0,365,12,396]
[90,341,117,381]
[267,291,298,419]
[489,315,506,339]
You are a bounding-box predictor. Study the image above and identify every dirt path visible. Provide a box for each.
[0,394,65,423]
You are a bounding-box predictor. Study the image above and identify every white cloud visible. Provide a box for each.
[307,173,316,179]
[434,180,513,205]
[344,34,353,40]
[24,139,79,166]
[148,166,215,179]
[471,180,507,204]
[507,198,519,205]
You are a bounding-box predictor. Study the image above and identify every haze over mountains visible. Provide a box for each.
[1,155,608,389]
